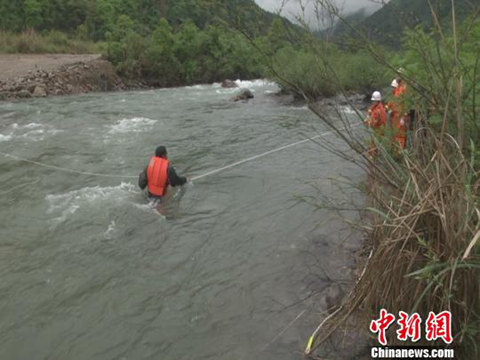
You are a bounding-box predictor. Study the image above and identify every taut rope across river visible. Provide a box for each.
[0,125,358,183]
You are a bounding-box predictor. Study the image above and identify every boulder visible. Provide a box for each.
[221,79,238,88]
[17,89,32,98]
[232,88,254,102]
[27,82,42,92]
[32,85,47,97]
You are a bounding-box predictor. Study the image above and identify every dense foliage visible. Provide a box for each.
[105,18,265,85]
[258,18,390,99]
[0,0,275,40]
[399,18,480,157]
[0,0,276,85]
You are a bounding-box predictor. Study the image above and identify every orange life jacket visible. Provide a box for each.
[368,102,387,131]
[394,84,406,97]
[392,83,408,138]
[147,157,169,197]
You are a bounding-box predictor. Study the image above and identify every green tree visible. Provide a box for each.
[85,0,115,40]
[24,0,43,29]
[265,17,288,54]
[105,14,145,77]
[142,18,180,86]
[0,0,24,31]
[173,20,201,83]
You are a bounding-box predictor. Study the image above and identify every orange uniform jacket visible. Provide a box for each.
[147,157,170,197]
[390,84,408,148]
[368,102,387,133]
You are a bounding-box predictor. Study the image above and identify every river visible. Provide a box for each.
[0,81,363,359]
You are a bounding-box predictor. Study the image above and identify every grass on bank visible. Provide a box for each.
[0,30,101,54]
[262,1,480,358]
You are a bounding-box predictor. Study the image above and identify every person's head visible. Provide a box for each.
[371,91,382,103]
[155,145,168,158]
[391,79,399,94]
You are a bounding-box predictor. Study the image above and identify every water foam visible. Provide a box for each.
[133,201,166,219]
[212,79,277,94]
[234,79,275,88]
[0,134,12,142]
[104,220,117,239]
[21,128,63,141]
[287,105,309,111]
[341,106,357,114]
[0,122,62,142]
[215,88,239,95]
[46,182,137,222]
[107,117,158,134]
[23,123,43,129]
[186,84,208,90]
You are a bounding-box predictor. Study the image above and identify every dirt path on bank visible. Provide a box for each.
[0,54,128,100]
[0,54,102,82]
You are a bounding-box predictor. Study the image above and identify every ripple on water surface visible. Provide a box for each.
[45,182,138,223]
[0,81,364,360]
[0,122,62,142]
[107,117,159,134]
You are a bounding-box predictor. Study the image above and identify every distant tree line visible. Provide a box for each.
[0,0,390,94]
[0,0,278,85]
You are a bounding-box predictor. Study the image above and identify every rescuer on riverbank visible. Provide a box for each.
[138,145,188,199]
[365,91,387,156]
[388,77,409,150]
[388,78,409,149]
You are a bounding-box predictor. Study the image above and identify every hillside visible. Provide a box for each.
[168,0,278,34]
[333,0,478,48]
[0,0,281,40]
[0,0,299,87]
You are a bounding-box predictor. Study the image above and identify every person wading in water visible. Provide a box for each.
[138,145,188,200]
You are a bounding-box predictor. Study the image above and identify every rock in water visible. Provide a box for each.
[32,85,47,97]
[233,88,254,102]
[221,79,238,88]
[17,89,32,98]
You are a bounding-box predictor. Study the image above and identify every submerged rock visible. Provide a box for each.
[232,88,254,102]
[221,79,238,88]
[318,284,345,313]
[17,89,32,98]
[32,85,47,97]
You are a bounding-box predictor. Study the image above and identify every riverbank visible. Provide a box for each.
[0,54,145,100]
[0,54,373,109]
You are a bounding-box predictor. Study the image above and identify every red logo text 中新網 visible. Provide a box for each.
[370,309,452,345]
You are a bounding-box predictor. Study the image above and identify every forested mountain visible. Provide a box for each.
[0,0,279,41]
[0,0,298,86]
[333,0,478,48]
